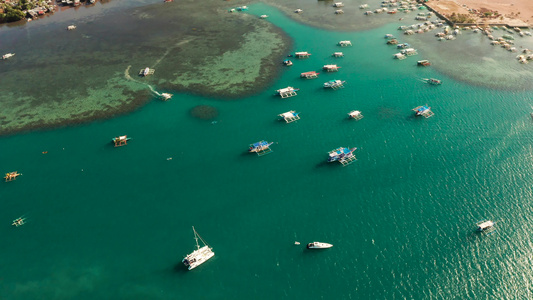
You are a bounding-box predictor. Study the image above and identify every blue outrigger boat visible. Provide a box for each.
[249,141,274,156]
[412,105,434,118]
[323,79,345,90]
[327,147,357,166]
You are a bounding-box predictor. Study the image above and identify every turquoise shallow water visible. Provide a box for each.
[3,3,533,299]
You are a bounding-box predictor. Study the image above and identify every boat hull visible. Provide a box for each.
[307,242,333,249]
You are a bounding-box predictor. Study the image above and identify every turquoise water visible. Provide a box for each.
[3,3,533,299]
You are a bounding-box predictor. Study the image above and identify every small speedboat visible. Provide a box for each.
[307,242,333,249]
[283,59,293,66]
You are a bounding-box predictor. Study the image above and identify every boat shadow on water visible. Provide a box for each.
[172,262,190,274]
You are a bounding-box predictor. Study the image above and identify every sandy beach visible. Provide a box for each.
[427,0,533,26]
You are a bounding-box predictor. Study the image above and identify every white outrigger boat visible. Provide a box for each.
[182,226,215,270]
[307,242,333,249]
[160,93,173,101]
[2,53,15,60]
[476,220,496,234]
[323,79,345,90]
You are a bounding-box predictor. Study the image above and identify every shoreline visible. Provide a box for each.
[423,0,532,28]
[0,1,292,136]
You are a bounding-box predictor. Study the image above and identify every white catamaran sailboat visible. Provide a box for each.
[182,226,214,270]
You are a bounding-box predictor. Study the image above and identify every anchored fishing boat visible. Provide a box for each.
[397,43,410,49]
[327,147,357,166]
[112,135,131,147]
[333,52,344,57]
[348,110,364,120]
[140,67,155,76]
[323,64,341,72]
[423,78,441,85]
[323,79,345,89]
[417,60,430,66]
[412,105,434,118]
[279,111,300,123]
[307,242,333,249]
[295,51,311,58]
[4,171,21,182]
[12,217,26,227]
[182,227,215,271]
[338,40,352,47]
[401,48,418,56]
[476,220,497,234]
[300,71,319,79]
[249,141,274,156]
[276,86,299,98]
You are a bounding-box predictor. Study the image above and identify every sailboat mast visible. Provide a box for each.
[192,226,200,250]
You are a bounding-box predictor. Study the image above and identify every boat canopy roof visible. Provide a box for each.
[281,112,296,118]
[252,141,270,147]
[278,87,294,93]
[478,220,494,229]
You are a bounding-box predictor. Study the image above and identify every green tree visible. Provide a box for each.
[5,7,25,22]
